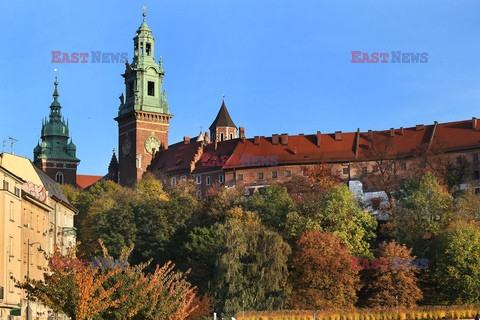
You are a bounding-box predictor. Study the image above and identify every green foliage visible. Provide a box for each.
[210,209,291,317]
[285,184,376,258]
[435,221,480,304]
[393,172,454,255]
[247,184,296,232]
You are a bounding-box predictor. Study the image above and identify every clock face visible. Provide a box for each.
[145,136,161,154]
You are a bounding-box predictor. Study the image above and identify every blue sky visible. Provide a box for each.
[1,0,479,175]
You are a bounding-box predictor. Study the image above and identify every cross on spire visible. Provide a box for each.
[142,5,147,20]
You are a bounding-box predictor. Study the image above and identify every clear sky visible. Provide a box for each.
[1,0,479,175]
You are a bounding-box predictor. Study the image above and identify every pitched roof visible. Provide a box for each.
[76,175,103,189]
[148,118,480,175]
[149,140,204,175]
[209,100,236,130]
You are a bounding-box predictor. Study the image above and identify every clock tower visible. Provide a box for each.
[115,11,172,187]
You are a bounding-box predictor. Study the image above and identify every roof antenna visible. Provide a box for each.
[8,137,18,154]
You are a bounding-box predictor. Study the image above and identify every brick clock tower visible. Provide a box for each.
[115,12,172,187]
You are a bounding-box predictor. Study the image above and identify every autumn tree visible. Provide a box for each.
[285,184,377,258]
[19,240,198,320]
[289,230,360,310]
[364,241,423,308]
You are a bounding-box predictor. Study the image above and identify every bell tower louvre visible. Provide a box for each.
[33,73,80,185]
[115,10,173,187]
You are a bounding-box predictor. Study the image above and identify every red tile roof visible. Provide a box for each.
[149,118,480,174]
[76,175,103,189]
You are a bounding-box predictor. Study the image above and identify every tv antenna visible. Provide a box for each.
[5,137,18,154]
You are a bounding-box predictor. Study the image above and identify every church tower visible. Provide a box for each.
[209,99,237,142]
[33,74,80,185]
[115,11,172,187]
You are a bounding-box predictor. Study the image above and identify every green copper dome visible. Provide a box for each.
[33,77,80,162]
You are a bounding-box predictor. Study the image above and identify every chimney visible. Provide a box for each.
[254,136,260,145]
[473,117,477,131]
[214,139,218,151]
[239,127,245,140]
[293,146,297,155]
[280,133,288,145]
[416,124,424,131]
[183,136,190,144]
[272,134,279,145]
[316,131,321,147]
[400,127,404,135]
[368,130,372,148]
[204,132,210,144]
[390,128,395,137]
[335,131,342,141]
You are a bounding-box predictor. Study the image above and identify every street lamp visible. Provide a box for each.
[26,239,43,320]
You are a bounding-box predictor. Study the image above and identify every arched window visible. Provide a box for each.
[56,172,64,185]
[230,133,233,140]
[220,133,224,141]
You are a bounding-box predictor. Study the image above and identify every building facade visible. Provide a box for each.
[0,153,77,320]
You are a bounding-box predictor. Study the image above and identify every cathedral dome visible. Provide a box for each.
[42,120,69,137]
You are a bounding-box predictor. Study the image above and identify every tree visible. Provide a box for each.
[210,209,291,317]
[365,241,423,308]
[289,230,360,310]
[19,240,198,320]
[435,221,480,304]
[393,171,454,255]
[285,184,377,258]
[246,184,296,232]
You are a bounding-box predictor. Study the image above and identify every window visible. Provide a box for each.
[372,166,379,172]
[196,176,201,184]
[171,177,177,187]
[238,174,244,181]
[128,81,134,98]
[272,171,278,179]
[9,272,14,292]
[401,162,407,170]
[196,191,202,201]
[285,170,291,177]
[146,43,151,56]
[148,81,155,96]
[219,175,224,184]
[220,133,224,141]
[180,176,186,182]
[9,201,14,221]
[230,133,233,139]
[3,180,9,191]
[14,186,20,196]
[474,154,479,162]
[8,236,13,257]
[362,167,368,175]
[343,167,349,175]
[206,176,211,186]
[474,171,480,180]
[258,172,264,180]
[55,172,64,184]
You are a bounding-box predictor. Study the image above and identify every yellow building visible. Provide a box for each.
[0,153,77,320]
